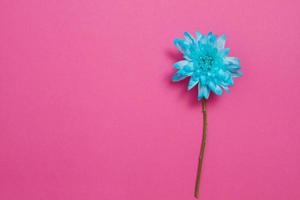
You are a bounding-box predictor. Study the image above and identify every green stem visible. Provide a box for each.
[194,99,207,198]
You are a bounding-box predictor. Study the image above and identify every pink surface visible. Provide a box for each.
[0,0,300,199]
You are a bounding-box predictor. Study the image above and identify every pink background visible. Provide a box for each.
[1,0,300,199]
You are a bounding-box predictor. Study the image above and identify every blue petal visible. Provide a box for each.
[224,56,240,65]
[174,39,190,55]
[184,32,195,44]
[220,76,234,86]
[217,69,230,80]
[208,81,223,96]
[173,60,189,69]
[172,72,188,82]
[221,85,230,92]
[197,34,207,46]
[226,77,234,85]
[219,48,230,56]
[199,75,208,85]
[227,65,241,71]
[207,32,217,44]
[216,34,226,49]
[225,59,241,76]
[196,31,203,42]
[198,85,210,100]
[188,76,199,90]
[172,65,193,82]
[231,71,243,78]
[227,66,241,75]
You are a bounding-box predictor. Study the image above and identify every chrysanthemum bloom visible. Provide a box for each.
[172,32,242,100]
[171,31,242,198]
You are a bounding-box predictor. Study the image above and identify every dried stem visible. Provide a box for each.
[194,99,207,198]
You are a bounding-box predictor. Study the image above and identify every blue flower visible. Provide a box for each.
[172,32,242,100]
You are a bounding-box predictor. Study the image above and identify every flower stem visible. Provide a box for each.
[194,99,207,198]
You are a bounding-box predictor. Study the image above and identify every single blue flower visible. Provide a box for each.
[172,32,242,100]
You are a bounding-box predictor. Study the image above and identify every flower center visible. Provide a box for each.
[198,55,214,71]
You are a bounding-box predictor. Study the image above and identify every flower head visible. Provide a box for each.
[172,32,242,100]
